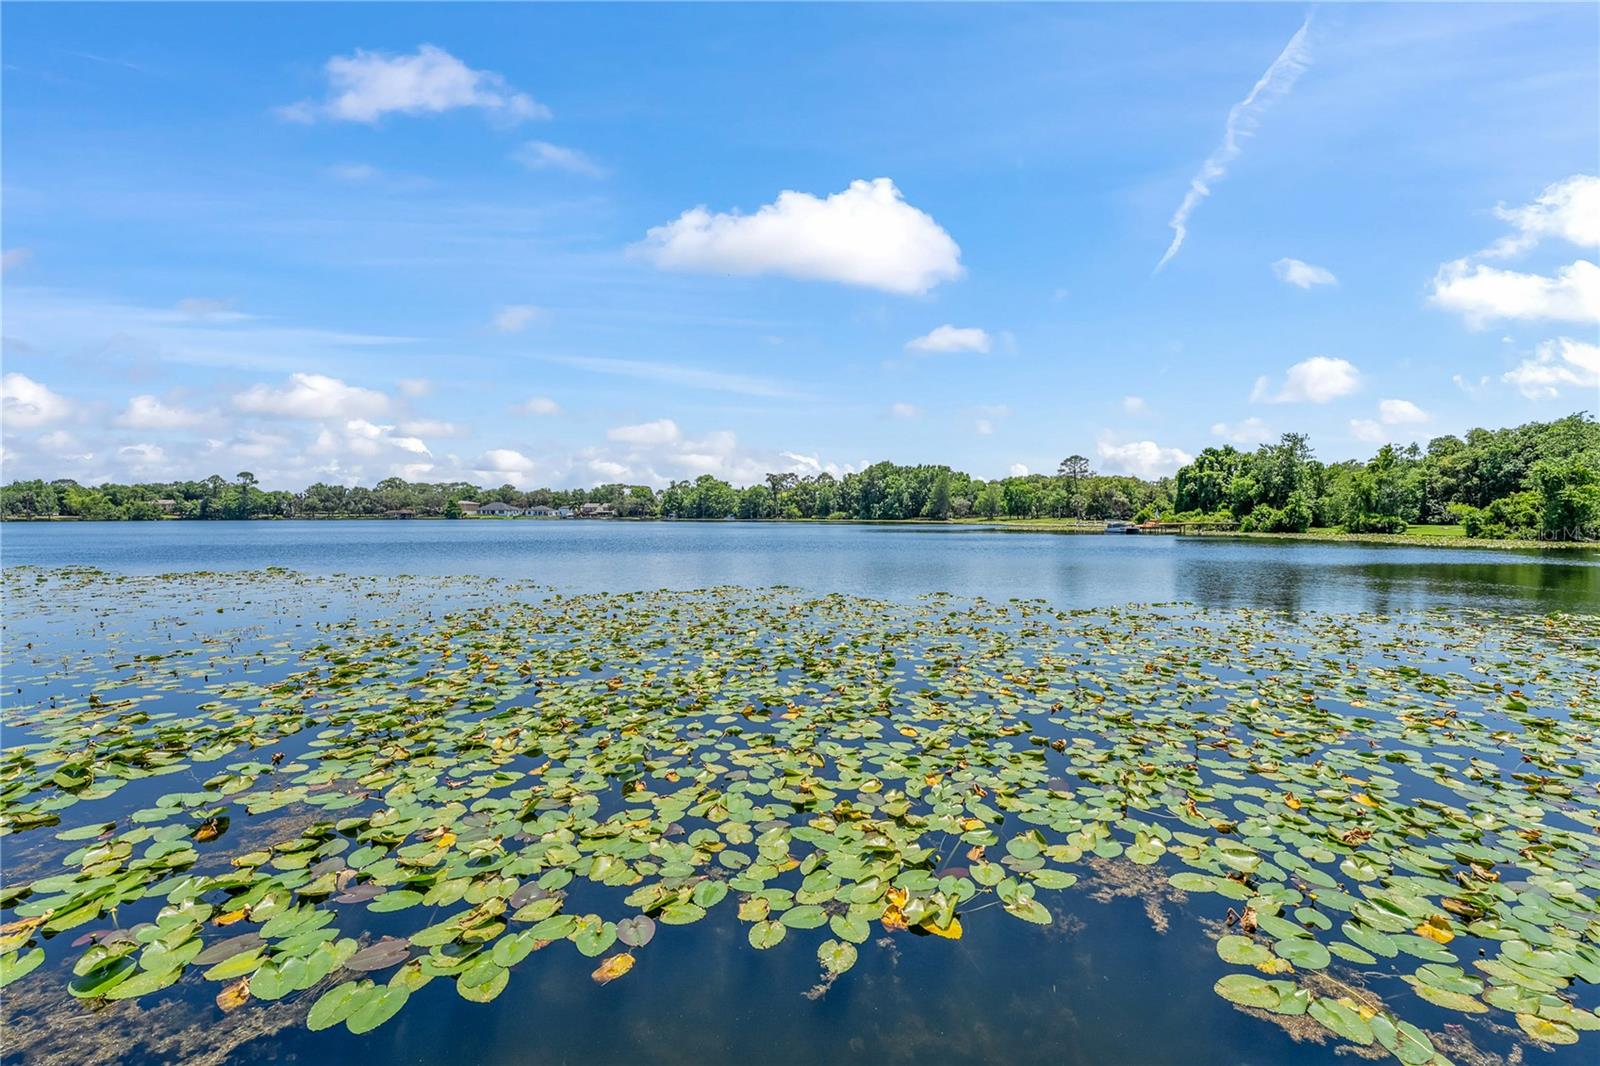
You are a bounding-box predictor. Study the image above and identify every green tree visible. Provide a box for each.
[235,471,258,520]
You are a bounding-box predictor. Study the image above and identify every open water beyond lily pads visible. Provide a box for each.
[1,523,1597,1065]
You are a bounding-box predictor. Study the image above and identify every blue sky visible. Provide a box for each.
[2,2,1596,490]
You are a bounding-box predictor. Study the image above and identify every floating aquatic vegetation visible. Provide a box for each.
[1,567,1598,1064]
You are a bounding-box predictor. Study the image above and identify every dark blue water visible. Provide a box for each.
[3,520,1597,614]
[3,523,1596,1065]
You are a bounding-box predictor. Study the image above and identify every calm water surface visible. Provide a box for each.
[4,520,1597,614]
[3,523,1597,1066]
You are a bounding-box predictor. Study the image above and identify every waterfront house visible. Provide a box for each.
[527,505,557,517]
[480,501,523,516]
[457,500,481,515]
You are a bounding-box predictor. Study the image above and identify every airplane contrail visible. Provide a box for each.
[1155,14,1314,272]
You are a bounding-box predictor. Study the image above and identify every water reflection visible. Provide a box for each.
[3,521,1596,615]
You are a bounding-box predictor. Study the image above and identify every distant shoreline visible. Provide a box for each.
[5,513,1596,552]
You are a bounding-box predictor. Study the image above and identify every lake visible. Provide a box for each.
[2,523,1597,1066]
[3,520,1598,614]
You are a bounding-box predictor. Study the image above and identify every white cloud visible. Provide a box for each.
[1008,463,1030,477]
[1485,174,1600,258]
[607,419,681,446]
[779,451,854,480]
[1378,398,1429,425]
[281,44,548,124]
[1272,257,1338,288]
[475,448,539,485]
[1211,417,1273,445]
[635,178,962,295]
[515,395,561,416]
[397,377,433,398]
[906,325,991,355]
[1121,395,1150,415]
[515,140,606,177]
[1096,436,1193,478]
[118,442,167,464]
[1349,419,1386,443]
[1251,356,1361,404]
[974,419,995,436]
[1430,259,1599,327]
[889,402,921,419]
[492,304,543,333]
[2,248,33,273]
[1,373,73,429]
[216,429,291,462]
[115,395,214,430]
[1452,373,1491,397]
[329,419,430,457]
[1502,337,1600,399]
[396,418,460,437]
[233,372,391,420]
[1155,15,1313,270]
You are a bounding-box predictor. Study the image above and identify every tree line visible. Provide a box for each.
[3,413,1595,540]
[1171,413,1598,540]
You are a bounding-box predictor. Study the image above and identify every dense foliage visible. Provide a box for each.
[0,463,1167,525]
[1171,414,1599,541]
[4,414,1595,539]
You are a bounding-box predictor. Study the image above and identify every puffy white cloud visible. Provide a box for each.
[117,442,168,471]
[607,419,681,446]
[36,430,92,461]
[233,373,391,420]
[115,395,214,430]
[281,45,548,124]
[1008,463,1030,477]
[1349,419,1386,443]
[635,178,962,295]
[1430,177,1600,328]
[515,141,606,177]
[1486,175,1600,257]
[1251,356,1361,404]
[1430,259,1599,327]
[906,325,991,355]
[1,373,73,429]
[308,421,432,471]
[2,248,33,273]
[1272,257,1338,288]
[1378,398,1429,425]
[1502,337,1600,399]
[492,304,543,333]
[214,429,291,462]
[474,448,539,486]
[514,396,561,416]
[1121,395,1150,415]
[1096,436,1193,478]
[1210,417,1273,445]
[889,402,921,419]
